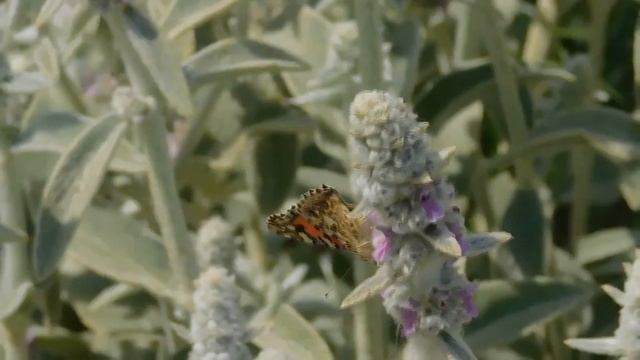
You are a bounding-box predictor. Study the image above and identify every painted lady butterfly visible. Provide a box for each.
[266,185,373,261]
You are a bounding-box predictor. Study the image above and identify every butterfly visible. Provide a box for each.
[266,185,373,261]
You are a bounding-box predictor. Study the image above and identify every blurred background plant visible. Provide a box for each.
[0,0,638,359]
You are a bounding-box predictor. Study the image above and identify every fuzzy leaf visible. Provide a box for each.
[246,133,299,214]
[0,223,27,243]
[32,116,128,281]
[1,71,49,93]
[438,330,477,360]
[564,337,623,356]
[183,38,309,86]
[341,265,393,309]
[531,107,640,162]
[163,0,239,39]
[260,6,332,96]
[34,38,60,81]
[68,207,180,304]
[576,227,640,264]
[463,232,512,257]
[465,278,593,350]
[620,164,640,210]
[106,9,193,117]
[252,304,333,360]
[501,188,547,276]
[414,63,573,131]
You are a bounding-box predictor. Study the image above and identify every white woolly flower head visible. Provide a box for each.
[189,267,251,360]
[196,216,237,271]
[347,91,482,344]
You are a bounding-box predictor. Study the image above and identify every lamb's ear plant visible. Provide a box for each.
[343,90,511,359]
[0,0,639,359]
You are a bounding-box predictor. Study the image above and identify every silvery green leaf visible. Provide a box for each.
[259,6,332,96]
[88,283,137,310]
[247,112,314,135]
[183,38,309,86]
[576,228,640,265]
[68,207,182,304]
[1,71,49,93]
[601,284,625,306]
[122,3,158,40]
[463,232,512,257]
[341,265,392,309]
[256,349,295,360]
[620,164,640,210]
[34,38,60,81]
[251,304,333,360]
[68,1,99,41]
[428,233,462,257]
[0,223,27,243]
[414,62,574,132]
[32,116,128,281]
[162,0,239,39]
[564,337,623,356]
[465,278,593,350]
[530,107,640,162]
[501,188,547,276]
[245,133,299,214]
[62,271,163,334]
[12,112,145,181]
[105,9,194,117]
[281,264,309,292]
[438,330,477,360]
[34,0,65,28]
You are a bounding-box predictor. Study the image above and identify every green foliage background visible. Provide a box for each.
[0,0,638,359]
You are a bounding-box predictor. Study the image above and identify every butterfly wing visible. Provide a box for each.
[267,185,372,261]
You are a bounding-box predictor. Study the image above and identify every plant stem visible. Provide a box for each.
[2,0,27,48]
[234,0,250,38]
[353,1,387,359]
[174,83,224,169]
[104,9,197,295]
[354,0,384,89]
[245,213,268,271]
[0,132,30,358]
[522,0,558,66]
[137,110,198,296]
[353,261,386,360]
[478,0,535,187]
[587,0,618,83]
[569,147,593,254]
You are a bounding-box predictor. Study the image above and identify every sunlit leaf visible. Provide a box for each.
[564,337,623,356]
[252,304,333,360]
[465,278,593,350]
[576,227,640,264]
[105,8,193,117]
[183,38,309,86]
[341,265,392,309]
[162,0,239,39]
[32,116,128,281]
[0,223,27,243]
[68,207,181,304]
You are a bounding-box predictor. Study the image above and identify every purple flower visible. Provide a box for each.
[460,286,479,319]
[399,300,420,336]
[372,228,393,263]
[420,187,444,223]
[446,210,468,255]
